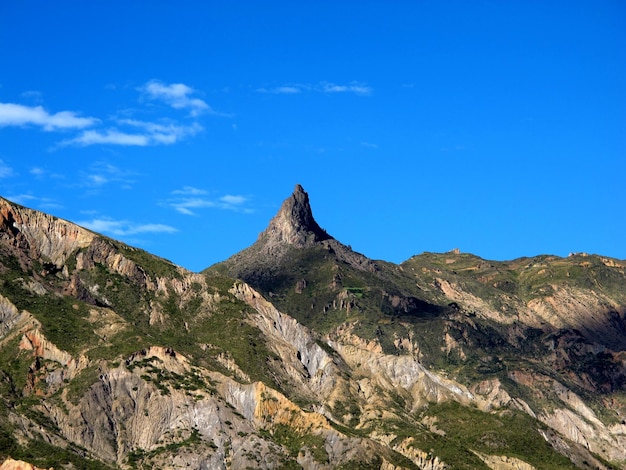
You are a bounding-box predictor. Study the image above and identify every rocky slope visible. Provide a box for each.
[1,189,626,469]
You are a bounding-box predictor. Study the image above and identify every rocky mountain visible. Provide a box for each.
[1,186,626,469]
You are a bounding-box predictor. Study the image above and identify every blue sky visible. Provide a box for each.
[1,1,625,271]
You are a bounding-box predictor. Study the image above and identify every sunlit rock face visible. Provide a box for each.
[0,458,50,470]
[1,197,94,267]
[260,184,332,249]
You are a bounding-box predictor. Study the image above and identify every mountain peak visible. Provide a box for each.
[260,184,332,248]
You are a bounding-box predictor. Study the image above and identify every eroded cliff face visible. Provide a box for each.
[0,275,546,469]
[5,321,395,469]
[0,294,32,338]
[230,282,343,400]
[0,197,94,268]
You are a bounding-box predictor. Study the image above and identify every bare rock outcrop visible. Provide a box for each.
[260,184,332,250]
[219,184,379,285]
[1,197,94,267]
[330,325,473,412]
[393,437,448,469]
[473,452,535,470]
[0,459,50,470]
[509,370,626,462]
[0,294,33,339]
[230,282,342,398]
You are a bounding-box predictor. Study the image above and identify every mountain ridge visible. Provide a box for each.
[1,190,626,469]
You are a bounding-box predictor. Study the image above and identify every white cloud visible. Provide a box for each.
[274,86,302,94]
[220,195,247,205]
[360,142,378,149]
[141,80,212,117]
[80,162,136,189]
[172,186,208,196]
[166,189,250,215]
[257,85,304,94]
[3,81,211,149]
[61,129,149,147]
[0,102,98,130]
[169,198,217,215]
[88,174,108,185]
[119,119,202,144]
[320,82,372,95]
[256,81,372,96]
[28,167,65,180]
[61,120,203,147]
[0,159,14,178]
[77,218,178,236]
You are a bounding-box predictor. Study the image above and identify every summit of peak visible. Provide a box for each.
[261,184,332,248]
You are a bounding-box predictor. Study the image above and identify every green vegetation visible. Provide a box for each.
[127,428,202,469]
[111,240,182,280]
[187,291,283,388]
[0,336,33,394]
[220,245,449,357]
[270,424,328,464]
[128,357,216,396]
[67,366,101,404]
[3,198,626,469]
[403,252,626,306]
[19,441,114,469]
[409,402,578,469]
[78,262,149,323]
[0,421,112,470]
[0,279,98,356]
[333,399,362,427]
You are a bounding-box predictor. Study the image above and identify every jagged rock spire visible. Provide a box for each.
[260,184,332,248]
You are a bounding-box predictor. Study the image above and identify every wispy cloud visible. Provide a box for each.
[61,129,150,147]
[360,141,378,149]
[119,119,202,144]
[256,85,305,94]
[21,90,43,102]
[28,166,65,181]
[77,217,178,236]
[141,80,212,117]
[0,102,98,131]
[81,162,136,189]
[88,174,108,185]
[3,193,62,210]
[171,186,208,196]
[0,159,14,178]
[3,80,217,149]
[220,195,247,205]
[256,81,372,96]
[320,81,372,95]
[60,120,202,147]
[168,198,217,215]
[166,188,251,215]
[4,194,37,205]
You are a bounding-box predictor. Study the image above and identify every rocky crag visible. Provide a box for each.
[1,188,626,469]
